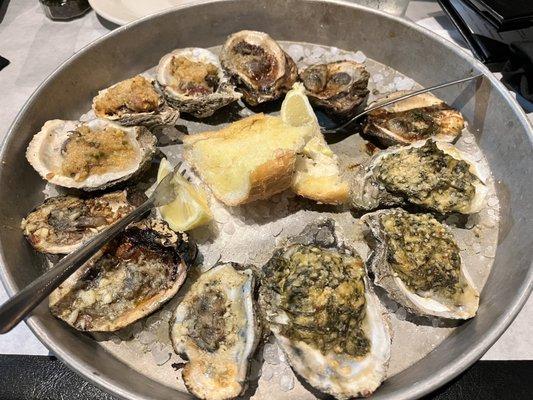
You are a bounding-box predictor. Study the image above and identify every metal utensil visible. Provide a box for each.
[0,162,187,334]
[321,74,483,134]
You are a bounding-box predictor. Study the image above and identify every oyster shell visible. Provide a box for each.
[363,91,464,146]
[170,263,259,400]
[362,208,479,319]
[21,190,134,254]
[26,119,156,191]
[351,139,487,214]
[156,48,241,118]
[260,219,391,399]
[299,61,370,118]
[220,30,297,106]
[50,219,196,331]
[92,75,180,127]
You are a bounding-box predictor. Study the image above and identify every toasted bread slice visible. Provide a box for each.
[282,83,349,205]
[183,114,313,206]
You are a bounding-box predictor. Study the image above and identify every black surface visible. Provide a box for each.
[0,355,531,399]
[467,0,533,30]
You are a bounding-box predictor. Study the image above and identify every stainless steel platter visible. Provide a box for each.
[0,1,532,399]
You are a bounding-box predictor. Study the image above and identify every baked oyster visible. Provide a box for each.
[92,75,180,127]
[299,61,370,118]
[170,263,259,400]
[351,139,487,214]
[50,219,196,331]
[220,30,297,105]
[363,92,464,146]
[260,219,391,399]
[21,191,134,254]
[26,119,156,191]
[156,47,241,118]
[362,208,479,319]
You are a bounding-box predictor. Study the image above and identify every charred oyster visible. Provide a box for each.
[170,263,259,400]
[351,139,487,214]
[260,219,391,399]
[50,219,196,331]
[299,61,370,118]
[92,75,180,127]
[156,48,241,118]
[26,119,156,191]
[363,92,464,146]
[21,191,134,254]
[362,208,479,319]
[220,30,297,106]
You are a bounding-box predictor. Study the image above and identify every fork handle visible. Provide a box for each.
[0,199,154,334]
[324,74,483,134]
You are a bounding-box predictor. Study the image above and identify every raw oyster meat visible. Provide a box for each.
[299,61,370,118]
[362,208,479,319]
[156,47,241,118]
[92,75,180,127]
[170,263,259,400]
[260,219,391,399]
[50,219,196,331]
[26,119,156,191]
[21,190,134,254]
[220,30,297,105]
[351,139,487,214]
[363,91,464,146]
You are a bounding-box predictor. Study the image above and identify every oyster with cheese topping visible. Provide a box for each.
[299,60,370,118]
[156,48,241,118]
[363,92,464,146]
[21,191,134,254]
[170,263,259,400]
[220,30,297,105]
[260,219,391,399]
[26,119,156,191]
[351,139,487,214]
[50,219,196,331]
[92,75,180,127]
[362,208,479,319]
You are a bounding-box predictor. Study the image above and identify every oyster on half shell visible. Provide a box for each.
[363,91,464,146]
[260,219,391,399]
[220,30,298,106]
[26,119,156,191]
[50,219,196,331]
[156,48,241,118]
[351,139,487,214]
[299,61,370,118]
[362,208,479,319]
[21,190,134,254]
[92,75,180,127]
[170,263,259,400]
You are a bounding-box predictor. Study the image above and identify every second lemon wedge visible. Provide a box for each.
[157,158,212,232]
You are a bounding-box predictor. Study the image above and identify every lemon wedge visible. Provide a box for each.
[281,83,350,205]
[281,82,320,130]
[157,158,212,232]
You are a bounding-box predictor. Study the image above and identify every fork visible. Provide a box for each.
[320,74,483,135]
[0,162,188,334]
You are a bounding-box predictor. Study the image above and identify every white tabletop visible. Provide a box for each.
[0,0,531,360]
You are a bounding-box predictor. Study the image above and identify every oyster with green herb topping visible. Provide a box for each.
[351,139,487,214]
[260,219,391,399]
[170,263,259,400]
[362,208,479,319]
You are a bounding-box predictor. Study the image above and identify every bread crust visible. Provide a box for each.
[183,114,300,206]
[292,175,349,205]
